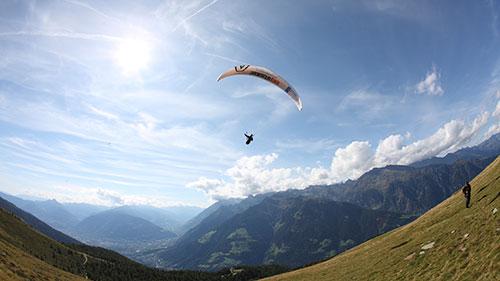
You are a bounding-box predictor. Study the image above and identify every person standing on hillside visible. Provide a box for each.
[462,181,472,208]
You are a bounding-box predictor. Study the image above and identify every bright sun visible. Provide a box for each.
[114,38,152,76]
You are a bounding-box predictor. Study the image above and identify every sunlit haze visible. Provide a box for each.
[114,38,153,75]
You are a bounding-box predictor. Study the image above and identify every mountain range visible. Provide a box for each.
[0,193,80,233]
[146,133,499,270]
[410,133,500,167]
[0,197,287,280]
[266,155,500,281]
[73,210,177,242]
[151,156,485,271]
[0,192,204,259]
[157,196,414,270]
[1,133,498,273]
[2,154,497,280]
[316,157,494,214]
[0,196,81,245]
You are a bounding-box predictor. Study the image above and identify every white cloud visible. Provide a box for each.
[96,189,124,205]
[186,177,230,200]
[484,124,500,139]
[0,93,239,162]
[204,52,244,64]
[117,89,230,121]
[87,104,119,121]
[221,21,245,33]
[339,90,391,108]
[191,112,491,200]
[416,66,444,96]
[487,0,499,37]
[172,0,222,31]
[11,183,199,207]
[232,84,282,99]
[59,0,124,25]
[330,141,373,180]
[337,90,396,120]
[485,101,500,138]
[493,101,500,118]
[374,112,489,165]
[0,30,120,42]
[187,153,322,199]
[275,138,338,154]
[186,177,225,192]
[231,84,296,121]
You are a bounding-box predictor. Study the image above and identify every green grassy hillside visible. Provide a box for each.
[159,196,413,271]
[266,156,500,281]
[0,240,84,281]
[0,202,287,280]
[0,196,81,244]
[0,209,85,281]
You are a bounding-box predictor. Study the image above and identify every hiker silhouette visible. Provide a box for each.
[462,181,471,208]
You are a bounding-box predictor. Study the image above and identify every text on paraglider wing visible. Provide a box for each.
[249,71,281,86]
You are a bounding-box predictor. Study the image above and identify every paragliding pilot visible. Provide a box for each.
[244,133,254,145]
[462,181,471,208]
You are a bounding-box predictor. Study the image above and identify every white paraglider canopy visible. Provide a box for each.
[217,65,303,111]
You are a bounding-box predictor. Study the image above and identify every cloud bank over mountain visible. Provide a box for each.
[189,111,493,199]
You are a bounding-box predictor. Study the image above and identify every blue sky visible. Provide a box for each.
[0,0,499,207]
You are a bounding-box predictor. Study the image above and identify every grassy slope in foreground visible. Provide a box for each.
[0,240,84,281]
[266,156,500,281]
[0,211,85,281]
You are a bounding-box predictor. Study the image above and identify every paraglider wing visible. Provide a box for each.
[217,65,303,111]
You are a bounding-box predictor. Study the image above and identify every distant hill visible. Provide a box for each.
[0,202,287,280]
[265,156,500,281]
[0,220,85,281]
[156,196,413,271]
[73,210,177,242]
[411,132,499,167]
[137,195,272,267]
[0,196,81,245]
[91,205,204,235]
[329,157,495,215]
[62,202,110,221]
[182,195,271,238]
[0,192,202,235]
[106,205,181,233]
[0,193,204,262]
[299,133,499,215]
[179,198,242,234]
[163,205,203,225]
[155,134,499,271]
[0,192,79,232]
